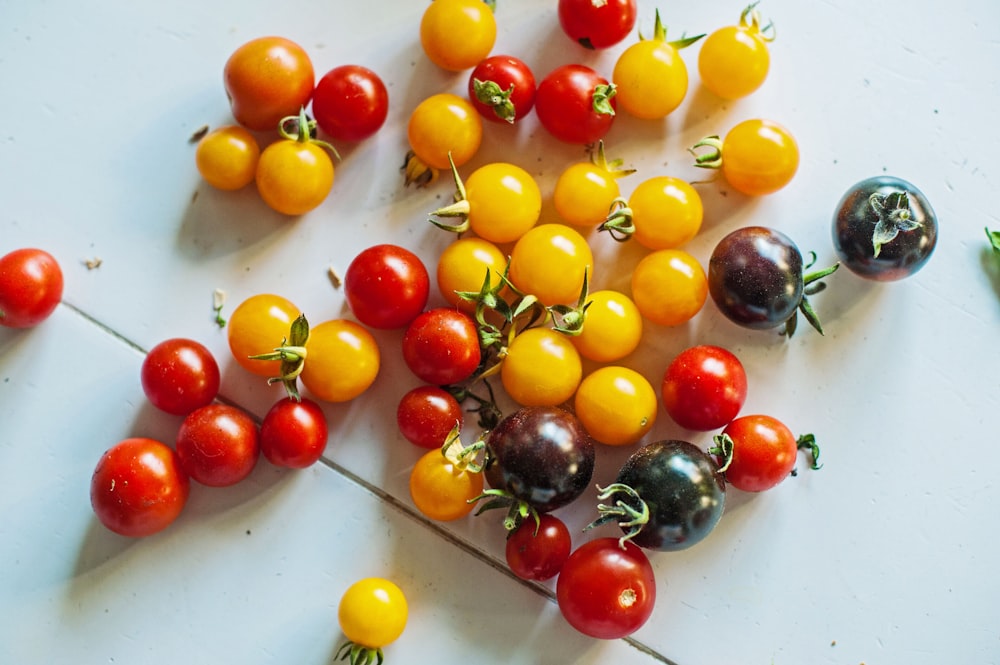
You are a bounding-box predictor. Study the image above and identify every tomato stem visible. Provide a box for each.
[278,107,341,160]
[428,152,472,233]
[472,78,518,123]
[335,641,384,665]
[689,135,724,170]
[401,150,439,188]
[586,483,651,550]
[796,433,822,470]
[598,197,636,241]
[708,434,736,474]
[640,9,706,49]
[588,140,636,178]
[468,488,540,535]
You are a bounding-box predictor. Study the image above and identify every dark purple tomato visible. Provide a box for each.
[832,175,938,281]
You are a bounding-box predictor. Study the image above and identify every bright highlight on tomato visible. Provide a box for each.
[691,118,799,196]
[698,3,774,100]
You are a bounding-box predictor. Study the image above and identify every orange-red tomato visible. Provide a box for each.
[223,36,315,132]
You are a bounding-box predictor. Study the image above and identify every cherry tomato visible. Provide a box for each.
[223,36,314,132]
[420,0,496,72]
[508,223,593,306]
[141,338,220,416]
[407,93,483,173]
[301,319,380,402]
[715,414,798,492]
[337,578,408,663]
[505,513,572,581]
[661,345,747,431]
[402,308,481,386]
[571,289,643,363]
[626,175,703,250]
[698,4,773,100]
[535,64,616,145]
[343,244,430,330]
[556,537,656,639]
[90,437,190,538]
[461,162,542,244]
[0,248,63,328]
[558,0,637,49]
[553,143,631,228]
[575,366,656,446]
[409,438,484,521]
[501,327,582,407]
[195,125,260,191]
[692,118,799,196]
[468,55,536,124]
[260,396,328,468]
[227,293,301,378]
[630,249,708,326]
[176,403,260,487]
[311,65,388,142]
[435,237,508,313]
[396,385,463,449]
[255,117,336,216]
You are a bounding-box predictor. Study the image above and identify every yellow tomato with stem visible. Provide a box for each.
[300,319,380,403]
[436,237,509,312]
[619,176,703,250]
[409,435,485,521]
[574,366,657,446]
[195,126,260,190]
[255,110,336,215]
[337,577,408,664]
[508,224,594,306]
[572,289,643,363]
[691,118,799,196]
[553,141,634,228]
[630,249,708,326]
[227,293,301,378]
[698,3,774,100]
[501,327,582,407]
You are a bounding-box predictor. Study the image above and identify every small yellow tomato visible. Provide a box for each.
[338,578,408,651]
[575,366,657,446]
[408,93,483,171]
[436,237,508,312]
[693,119,799,197]
[195,126,260,190]
[501,327,582,407]
[465,163,541,243]
[628,176,703,250]
[630,249,708,326]
[255,139,335,215]
[420,0,497,72]
[698,4,773,100]
[301,319,380,402]
[409,442,484,521]
[572,289,643,363]
[508,224,594,306]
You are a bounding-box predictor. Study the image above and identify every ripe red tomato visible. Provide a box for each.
[223,36,315,132]
[311,65,389,142]
[467,55,536,124]
[396,385,463,449]
[140,338,220,416]
[344,244,430,330]
[402,308,481,386]
[0,248,64,328]
[661,345,748,431]
[535,64,616,144]
[260,396,328,468]
[505,514,572,581]
[176,404,260,487]
[90,438,190,537]
[556,537,656,639]
[558,0,637,49]
[716,414,798,492]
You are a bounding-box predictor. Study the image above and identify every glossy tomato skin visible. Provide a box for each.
[311,65,388,142]
[401,308,481,386]
[505,513,572,581]
[344,244,430,330]
[556,537,656,640]
[661,345,747,431]
[408,93,483,171]
[227,293,301,378]
[301,319,381,403]
[90,438,190,538]
[468,55,536,123]
[141,338,221,416]
[338,578,408,651]
[614,439,726,551]
[535,64,616,145]
[195,125,260,190]
[223,36,314,132]
[708,226,804,330]
[260,396,328,468]
[558,0,637,49]
[420,0,497,72]
[176,404,260,487]
[718,415,797,492]
[832,175,938,281]
[396,385,463,449]
[485,406,595,514]
[255,139,335,216]
[0,248,63,328]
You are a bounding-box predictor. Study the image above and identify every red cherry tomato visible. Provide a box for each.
[90,438,190,538]
[260,396,329,468]
[0,248,64,328]
[661,345,748,431]
[534,64,616,144]
[467,55,536,124]
[558,0,637,49]
[176,404,260,487]
[505,514,572,581]
[396,385,464,449]
[311,65,389,142]
[140,338,220,416]
[401,308,481,386]
[343,244,430,330]
[716,414,798,492]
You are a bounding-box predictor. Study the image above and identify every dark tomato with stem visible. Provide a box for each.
[344,244,430,330]
[0,248,64,328]
[396,385,464,449]
[311,65,389,142]
[176,403,260,487]
[141,338,221,416]
[90,437,190,538]
[401,308,481,386]
[832,175,938,281]
[260,396,328,468]
[556,537,656,639]
[505,513,572,581]
[591,439,726,551]
[661,345,747,431]
[468,55,536,124]
[711,414,799,492]
[558,0,637,50]
[535,64,616,145]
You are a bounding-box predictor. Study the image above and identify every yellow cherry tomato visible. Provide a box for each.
[420,0,497,72]
[436,237,508,312]
[195,126,260,190]
[553,161,621,228]
[338,577,408,652]
[698,4,773,100]
[693,119,799,197]
[409,441,485,521]
[408,93,483,171]
[628,176,703,250]
[508,224,594,306]
[630,249,707,326]
[574,366,657,446]
[464,162,541,243]
[301,319,380,402]
[501,327,582,407]
[255,139,335,215]
[572,289,643,363]
[227,293,301,378]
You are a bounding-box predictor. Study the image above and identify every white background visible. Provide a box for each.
[1,0,998,664]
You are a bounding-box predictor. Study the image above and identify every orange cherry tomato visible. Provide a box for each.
[195,126,260,191]
[223,36,315,132]
[420,0,497,72]
[227,293,301,378]
[407,93,483,172]
[630,249,707,326]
